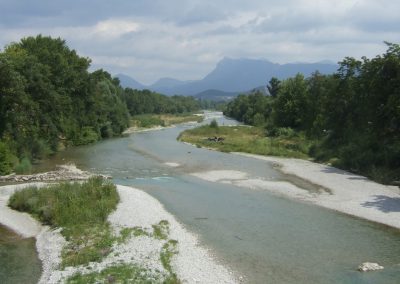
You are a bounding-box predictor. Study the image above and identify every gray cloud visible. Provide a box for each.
[0,0,399,84]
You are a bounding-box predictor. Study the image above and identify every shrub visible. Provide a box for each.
[73,127,99,146]
[209,119,219,128]
[267,127,296,137]
[14,157,32,174]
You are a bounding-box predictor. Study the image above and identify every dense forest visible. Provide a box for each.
[225,43,400,184]
[0,35,200,175]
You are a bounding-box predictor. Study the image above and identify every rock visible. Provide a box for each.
[358,262,384,272]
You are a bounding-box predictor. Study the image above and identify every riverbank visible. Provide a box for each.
[0,182,238,283]
[123,113,204,135]
[190,152,400,230]
[0,164,110,183]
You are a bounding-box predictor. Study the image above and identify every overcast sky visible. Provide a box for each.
[0,0,399,84]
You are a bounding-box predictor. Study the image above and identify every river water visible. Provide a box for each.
[0,225,41,284]
[2,111,400,283]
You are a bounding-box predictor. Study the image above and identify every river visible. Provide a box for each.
[2,111,400,283]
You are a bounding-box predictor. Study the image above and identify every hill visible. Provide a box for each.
[117,58,337,96]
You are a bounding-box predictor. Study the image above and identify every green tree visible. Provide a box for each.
[267,77,281,98]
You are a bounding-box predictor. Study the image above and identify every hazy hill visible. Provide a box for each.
[116,73,146,90]
[117,58,337,96]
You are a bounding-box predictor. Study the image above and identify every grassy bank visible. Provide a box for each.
[131,113,204,128]
[178,123,311,159]
[8,177,119,267]
[179,121,399,185]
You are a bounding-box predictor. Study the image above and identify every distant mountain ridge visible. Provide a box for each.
[117,58,338,97]
[116,73,146,90]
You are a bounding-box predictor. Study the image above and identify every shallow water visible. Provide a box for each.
[30,112,400,283]
[0,225,42,284]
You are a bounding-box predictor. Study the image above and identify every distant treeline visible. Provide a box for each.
[0,35,203,174]
[225,43,400,184]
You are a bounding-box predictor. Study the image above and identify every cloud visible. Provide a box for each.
[0,0,399,84]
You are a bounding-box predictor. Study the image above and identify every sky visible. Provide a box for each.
[0,0,399,85]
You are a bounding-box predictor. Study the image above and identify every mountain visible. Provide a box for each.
[117,58,338,96]
[116,73,146,90]
[195,57,337,93]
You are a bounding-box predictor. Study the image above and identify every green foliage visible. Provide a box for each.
[67,264,174,284]
[267,77,281,98]
[9,177,118,228]
[9,177,119,266]
[0,141,14,175]
[160,239,179,274]
[224,91,272,126]
[132,114,165,128]
[73,127,99,146]
[14,157,32,174]
[122,88,200,116]
[152,220,170,240]
[209,119,219,128]
[0,35,130,167]
[273,73,308,129]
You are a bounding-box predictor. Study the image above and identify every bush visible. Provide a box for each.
[9,177,118,227]
[209,119,219,128]
[267,127,296,137]
[132,114,164,128]
[32,139,53,159]
[73,127,99,146]
[14,157,32,174]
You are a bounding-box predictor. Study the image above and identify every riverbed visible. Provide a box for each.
[2,111,400,283]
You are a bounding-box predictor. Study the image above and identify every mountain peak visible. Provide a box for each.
[116,73,146,90]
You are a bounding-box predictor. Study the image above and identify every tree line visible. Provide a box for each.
[224,43,400,184]
[0,35,200,174]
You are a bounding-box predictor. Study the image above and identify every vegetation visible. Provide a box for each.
[8,177,119,266]
[131,113,203,129]
[123,89,200,115]
[66,263,180,284]
[178,124,310,158]
[223,42,400,184]
[0,36,130,174]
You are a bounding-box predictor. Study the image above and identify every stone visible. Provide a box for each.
[358,262,384,272]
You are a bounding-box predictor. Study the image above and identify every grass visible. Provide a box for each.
[131,113,203,129]
[66,263,173,284]
[152,220,170,240]
[178,124,312,159]
[8,177,119,267]
[160,239,178,273]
